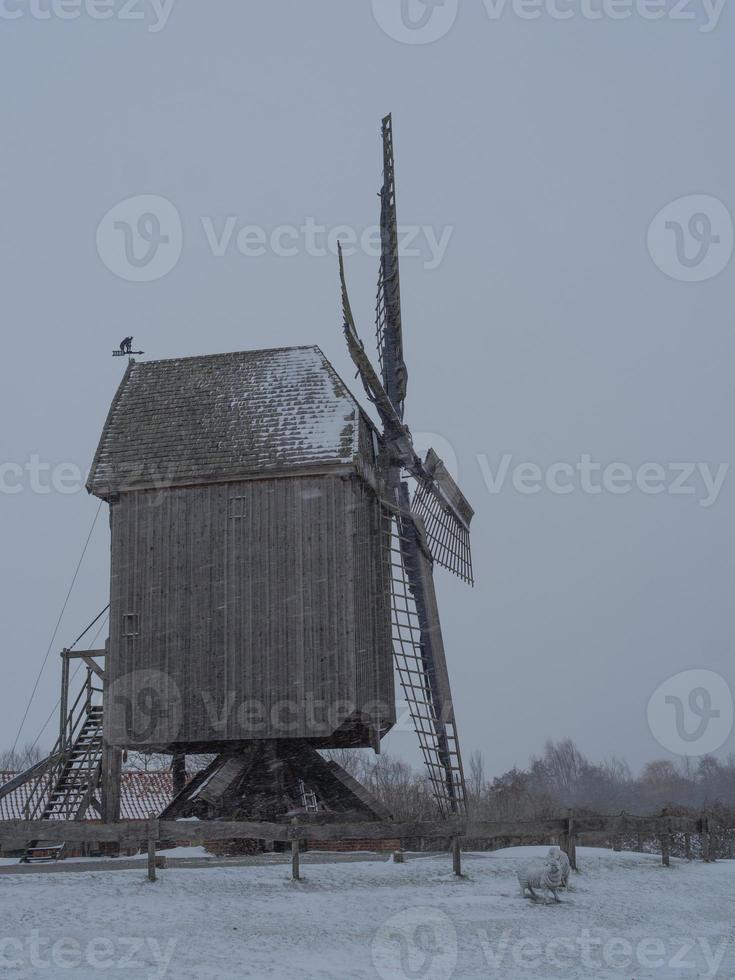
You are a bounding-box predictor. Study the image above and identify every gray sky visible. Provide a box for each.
[1,0,733,776]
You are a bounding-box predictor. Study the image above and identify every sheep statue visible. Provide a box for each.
[547,846,571,887]
[517,853,564,904]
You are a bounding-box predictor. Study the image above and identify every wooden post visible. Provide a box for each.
[451,836,462,877]
[613,812,626,852]
[660,811,670,867]
[59,650,70,751]
[100,658,122,829]
[684,833,692,861]
[567,810,577,871]
[291,818,301,881]
[84,666,93,714]
[172,753,187,797]
[701,812,711,863]
[101,744,123,826]
[147,816,158,882]
[707,815,716,863]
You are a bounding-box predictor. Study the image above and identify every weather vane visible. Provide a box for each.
[112,336,144,360]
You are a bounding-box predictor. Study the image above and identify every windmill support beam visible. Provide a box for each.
[79,655,106,680]
[171,754,187,797]
[59,651,70,751]
[61,648,107,660]
[100,743,122,824]
[158,741,390,824]
[100,657,121,825]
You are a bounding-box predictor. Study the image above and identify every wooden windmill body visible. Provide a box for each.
[88,347,394,751]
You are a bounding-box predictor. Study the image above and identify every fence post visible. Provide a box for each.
[291,817,301,881]
[707,813,716,863]
[684,833,692,861]
[451,836,462,877]
[659,810,670,867]
[567,810,577,871]
[701,811,712,863]
[147,815,159,882]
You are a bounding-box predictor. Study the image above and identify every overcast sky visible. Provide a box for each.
[0,1,733,777]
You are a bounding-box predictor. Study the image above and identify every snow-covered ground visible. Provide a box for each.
[0,846,732,979]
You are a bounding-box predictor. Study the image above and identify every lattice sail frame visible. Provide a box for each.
[412,483,473,585]
[383,497,466,817]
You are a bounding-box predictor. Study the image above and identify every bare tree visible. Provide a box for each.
[123,751,171,773]
[467,749,486,811]
[0,743,46,773]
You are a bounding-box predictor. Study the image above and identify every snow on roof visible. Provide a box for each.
[87,346,366,497]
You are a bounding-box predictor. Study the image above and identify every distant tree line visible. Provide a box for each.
[326,739,735,857]
[471,738,735,818]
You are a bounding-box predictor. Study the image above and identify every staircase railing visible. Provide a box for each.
[22,667,103,822]
[0,754,62,803]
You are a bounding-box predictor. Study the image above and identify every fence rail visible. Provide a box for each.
[0,807,725,883]
[0,808,720,857]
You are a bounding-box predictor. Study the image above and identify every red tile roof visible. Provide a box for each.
[0,770,177,822]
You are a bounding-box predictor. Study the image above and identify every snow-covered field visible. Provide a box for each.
[0,846,732,979]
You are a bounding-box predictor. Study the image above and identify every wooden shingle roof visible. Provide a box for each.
[87,346,367,497]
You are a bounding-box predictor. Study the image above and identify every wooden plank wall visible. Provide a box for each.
[106,474,393,749]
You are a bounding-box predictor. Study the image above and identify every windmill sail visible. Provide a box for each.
[339,115,473,817]
[387,485,466,816]
[376,114,408,419]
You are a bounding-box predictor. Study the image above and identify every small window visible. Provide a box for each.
[228,497,247,519]
[122,613,140,638]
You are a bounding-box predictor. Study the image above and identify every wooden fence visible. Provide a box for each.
[0,808,722,880]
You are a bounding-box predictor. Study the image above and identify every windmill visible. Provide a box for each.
[3,116,474,846]
[338,114,474,815]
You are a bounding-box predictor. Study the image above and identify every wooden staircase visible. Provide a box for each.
[21,703,104,863]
